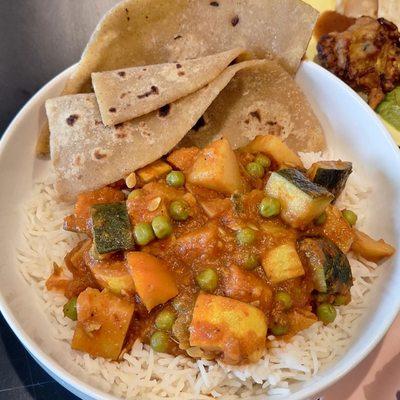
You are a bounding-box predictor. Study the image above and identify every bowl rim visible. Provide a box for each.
[0,60,399,400]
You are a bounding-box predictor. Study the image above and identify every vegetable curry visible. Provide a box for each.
[46,134,395,365]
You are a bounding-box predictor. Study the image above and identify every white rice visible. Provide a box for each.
[16,153,379,399]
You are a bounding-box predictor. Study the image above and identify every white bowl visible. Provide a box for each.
[0,61,399,400]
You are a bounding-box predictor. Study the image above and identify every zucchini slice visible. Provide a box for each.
[265,168,334,229]
[307,161,352,198]
[297,236,353,295]
[90,202,134,254]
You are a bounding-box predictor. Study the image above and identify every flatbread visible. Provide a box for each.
[37,0,318,156]
[182,60,325,152]
[337,0,377,17]
[92,48,244,126]
[47,60,266,201]
[378,0,400,28]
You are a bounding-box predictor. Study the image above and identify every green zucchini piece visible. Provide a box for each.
[90,202,134,254]
[308,161,352,198]
[265,168,334,229]
[297,236,353,295]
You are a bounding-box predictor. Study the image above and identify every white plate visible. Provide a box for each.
[0,61,399,400]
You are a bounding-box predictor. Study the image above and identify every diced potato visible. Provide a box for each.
[142,181,184,202]
[199,198,232,218]
[243,135,303,169]
[175,223,219,261]
[265,169,334,229]
[90,260,135,296]
[351,229,395,262]
[126,252,178,311]
[262,242,305,283]
[307,205,354,253]
[189,293,267,364]
[222,265,273,311]
[187,138,244,195]
[64,187,125,233]
[260,221,297,243]
[136,160,172,185]
[72,288,134,360]
[167,147,200,172]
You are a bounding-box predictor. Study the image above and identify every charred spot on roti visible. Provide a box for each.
[173,35,182,40]
[210,1,219,6]
[192,116,206,131]
[231,15,240,26]
[176,63,182,69]
[178,71,186,76]
[72,154,83,166]
[244,119,250,124]
[125,8,130,22]
[250,110,261,122]
[92,148,108,161]
[137,85,159,99]
[120,91,131,99]
[115,129,127,139]
[158,104,171,117]
[66,114,79,126]
[117,71,126,77]
[95,120,102,126]
[109,107,117,113]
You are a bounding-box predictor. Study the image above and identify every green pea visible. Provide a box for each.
[166,171,185,188]
[314,212,327,226]
[134,222,155,246]
[259,196,281,218]
[342,209,357,226]
[151,215,173,239]
[150,331,170,353]
[275,291,293,310]
[334,294,348,306]
[270,323,289,336]
[242,253,260,270]
[316,303,337,324]
[246,162,265,179]
[255,154,271,169]
[196,268,218,292]
[128,189,143,201]
[63,297,78,321]
[155,309,176,331]
[236,228,256,246]
[169,200,190,221]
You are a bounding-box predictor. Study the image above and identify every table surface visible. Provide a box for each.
[1,1,399,399]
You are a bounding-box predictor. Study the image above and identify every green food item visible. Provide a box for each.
[90,202,134,254]
[333,294,348,306]
[308,161,352,199]
[236,227,256,246]
[134,222,155,246]
[270,322,289,336]
[63,297,78,321]
[314,211,327,225]
[316,303,337,324]
[255,153,271,169]
[151,215,173,239]
[376,87,400,130]
[128,189,144,201]
[169,200,190,221]
[166,171,185,188]
[246,162,265,179]
[155,309,176,331]
[150,331,170,353]
[275,291,293,310]
[242,253,260,270]
[341,209,357,226]
[259,196,281,218]
[196,268,218,292]
[297,237,353,295]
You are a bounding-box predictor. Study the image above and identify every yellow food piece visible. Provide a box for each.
[262,242,305,283]
[90,260,135,296]
[187,138,244,194]
[126,252,178,311]
[243,135,303,169]
[136,160,172,184]
[72,288,134,360]
[351,229,395,262]
[199,198,232,218]
[189,293,267,364]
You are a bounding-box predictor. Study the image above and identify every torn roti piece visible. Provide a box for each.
[378,0,400,29]
[47,60,266,201]
[182,60,325,153]
[92,48,244,126]
[36,0,318,156]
